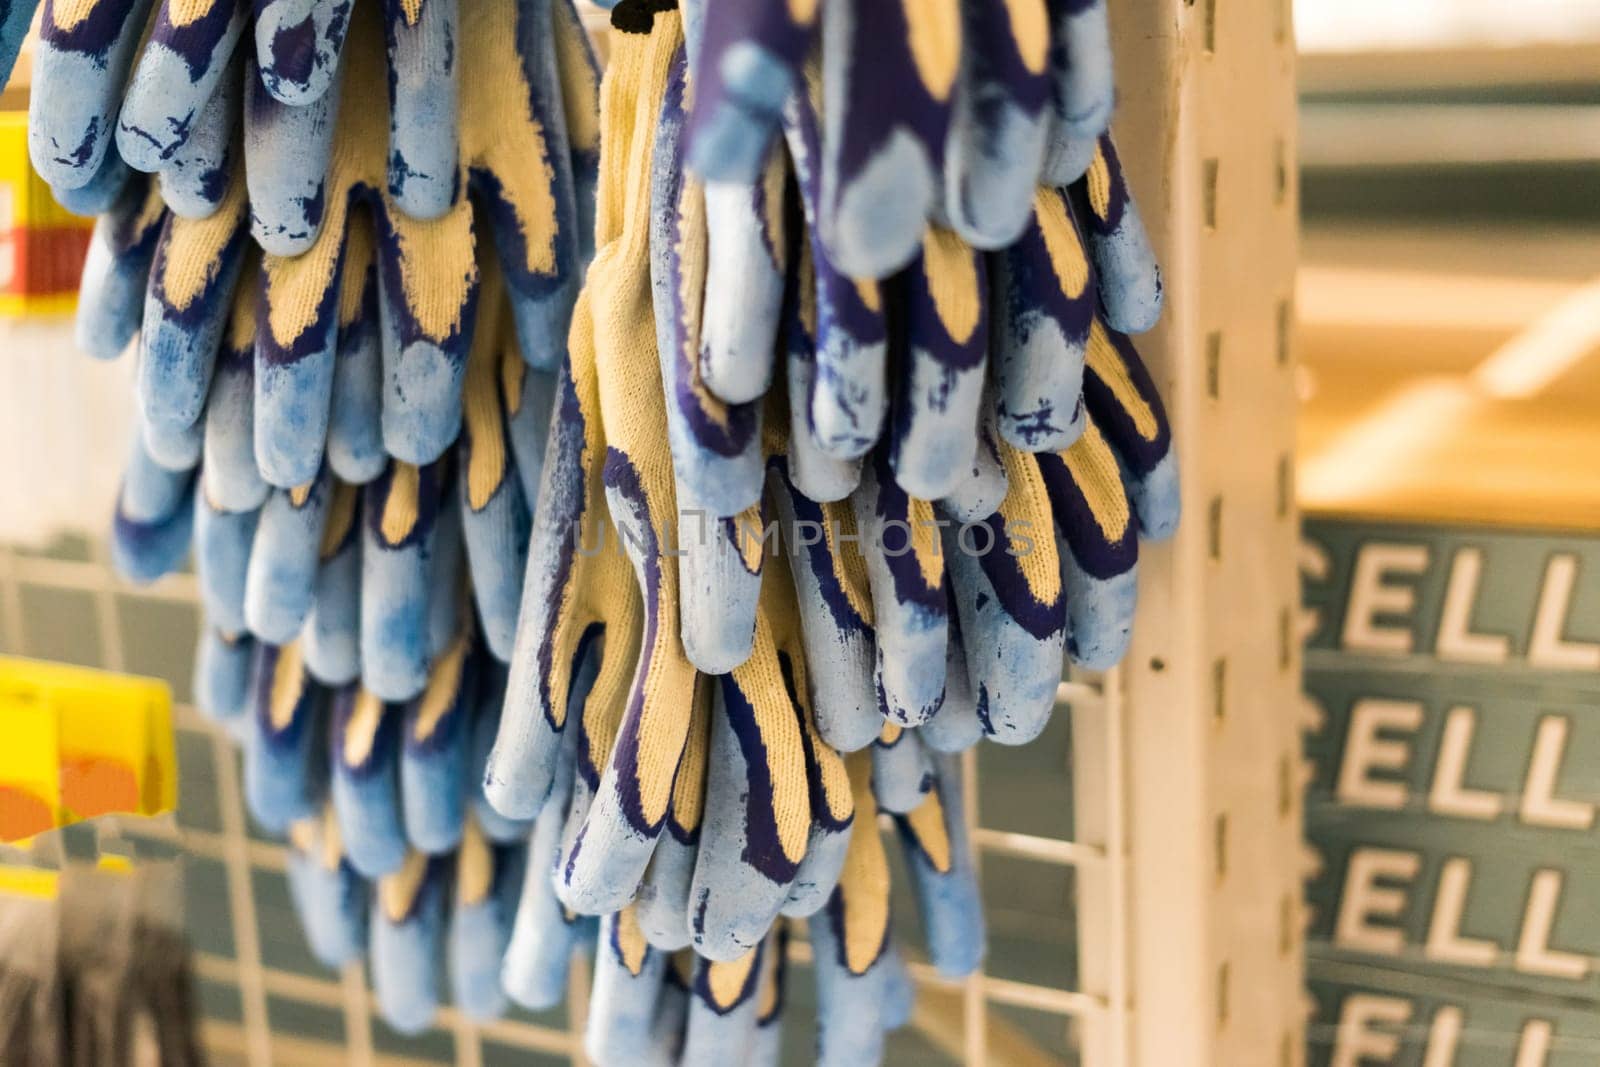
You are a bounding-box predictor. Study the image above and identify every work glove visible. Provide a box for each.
[581,909,788,1067]
[809,749,982,1065]
[283,806,531,1034]
[939,316,1179,745]
[488,4,858,963]
[119,0,595,492]
[681,0,1119,275]
[27,0,464,222]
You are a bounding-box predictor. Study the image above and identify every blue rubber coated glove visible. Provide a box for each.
[286,805,370,968]
[398,632,477,854]
[369,849,449,1033]
[1072,134,1163,334]
[243,639,328,835]
[447,824,528,1021]
[325,677,409,877]
[501,720,587,1010]
[110,413,197,583]
[75,173,165,361]
[945,318,1178,744]
[230,0,594,486]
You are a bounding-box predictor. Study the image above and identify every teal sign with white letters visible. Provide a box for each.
[1302,519,1600,1067]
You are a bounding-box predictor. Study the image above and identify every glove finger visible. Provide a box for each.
[243,51,340,255]
[937,419,1008,522]
[370,850,448,1034]
[585,909,677,1067]
[633,673,710,951]
[383,0,458,219]
[809,752,894,1067]
[994,188,1095,452]
[689,563,818,958]
[156,51,242,220]
[1045,0,1113,153]
[895,752,984,976]
[780,240,862,503]
[919,596,984,753]
[244,640,326,833]
[399,633,475,853]
[194,491,258,638]
[300,481,361,689]
[140,174,250,458]
[326,211,386,485]
[869,723,931,815]
[750,924,787,1065]
[1072,135,1163,334]
[700,160,786,405]
[285,808,369,967]
[552,595,673,914]
[682,0,813,182]
[780,86,888,462]
[194,626,256,725]
[253,0,350,105]
[448,827,523,1021]
[112,428,197,583]
[681,944,766,1064]
[854,452,948,726]
[819,0,959,279]
[425,474,465,661]
[501,724,582,1009]
[677,497,762,674]
[943,0,1051,248]
[467,657,535,843]
[203,256,271,513]
[28,0,153,190]
[331,683,409,877]
[1041,420,1140,670]
[943,446,1064,744]
[376,199,478,465]
[473,0,585,372]
[766,461,876,753]
[256,207,359,491]
[658,100,769,676]
[76,174,164,361]
[116,0,246,173]
[459,263,532,661]
[650,54,765,520]
[550,0,601,266]
[889,227,988,500]
[570,528,695,914]
[488,358,597,820]
[776,550,854,918]
[245,465,335,643]
[361,457,445,702]
[501,346,558,506]
[1083,317,1180,538]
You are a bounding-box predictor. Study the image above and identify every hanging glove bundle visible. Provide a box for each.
[71,0,1179,1057]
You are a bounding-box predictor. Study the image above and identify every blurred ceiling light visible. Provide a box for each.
[1297,0,1600,52]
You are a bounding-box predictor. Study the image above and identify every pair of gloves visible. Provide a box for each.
[482,0,1174,951]
[684,0,1121,278]
[74,0,599,491]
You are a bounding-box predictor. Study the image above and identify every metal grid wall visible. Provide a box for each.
[0,532,1113,1065]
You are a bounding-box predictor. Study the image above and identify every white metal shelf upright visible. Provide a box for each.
[1096,0,1306,1064]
